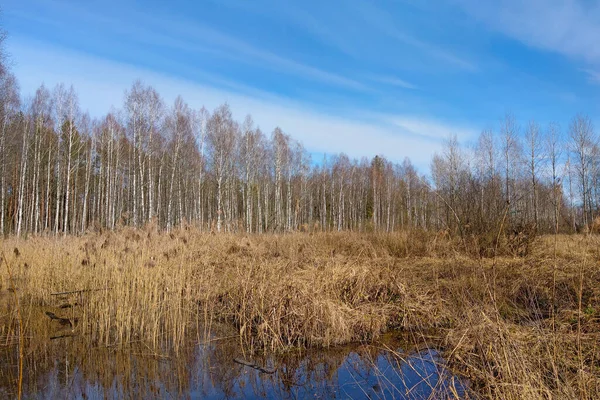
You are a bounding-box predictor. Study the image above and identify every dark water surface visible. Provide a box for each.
[2,332,469,399]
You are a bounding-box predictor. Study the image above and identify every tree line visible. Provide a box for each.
[0,31,598,237]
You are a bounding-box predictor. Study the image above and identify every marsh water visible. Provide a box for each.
[1,329,469,400]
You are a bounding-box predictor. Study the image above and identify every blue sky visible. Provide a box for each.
[3,0,600,169]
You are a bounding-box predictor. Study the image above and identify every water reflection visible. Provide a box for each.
[3,332,468,399]
[192,340,468,399]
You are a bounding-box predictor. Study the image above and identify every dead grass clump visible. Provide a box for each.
[363,230,455,258]
[465,221,538,258]
[445,313,557,399]
[591,217,600,234]
[321,232,380,258]
[207,258,404,352]
[332,265,405,305]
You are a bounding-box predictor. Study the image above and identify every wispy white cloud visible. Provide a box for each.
[368,75,418,90]
[454,0,600,65]
[149,17,370,91]
[387,116,477,142]
[581,69,600,85]
[7,0,370,92]
[198,0,478,72]
[353,0,478,72]
[195,0,367,58]
[9,39,478,170]
[284,6,360,57]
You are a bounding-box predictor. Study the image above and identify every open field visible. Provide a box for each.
[1,229,600,399]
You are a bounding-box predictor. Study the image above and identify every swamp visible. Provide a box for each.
[1,230,599,399]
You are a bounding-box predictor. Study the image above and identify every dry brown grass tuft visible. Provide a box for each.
[1,230,599,398]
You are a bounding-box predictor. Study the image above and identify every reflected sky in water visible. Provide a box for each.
[192,347,467,399]
[5,333,468,399]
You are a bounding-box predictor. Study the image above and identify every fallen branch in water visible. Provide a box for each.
[45,311,78,327]
[233,358,277,374]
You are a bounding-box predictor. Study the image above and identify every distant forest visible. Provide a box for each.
[0,28,597,237]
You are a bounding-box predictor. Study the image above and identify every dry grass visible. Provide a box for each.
[1,229,599,398]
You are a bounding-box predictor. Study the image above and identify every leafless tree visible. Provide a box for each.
[569,114,596,227]
[525,120,543,227]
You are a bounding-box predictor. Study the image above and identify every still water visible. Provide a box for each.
[3,333,469,399]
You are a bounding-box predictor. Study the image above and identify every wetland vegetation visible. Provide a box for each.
[1,230,599,398]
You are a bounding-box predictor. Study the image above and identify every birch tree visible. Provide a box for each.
[0,72,19,234]
[207,104,236,232]
[165,96,192,230]
[546,122,562,233]
[500,113,520,207]
[569,114,596,227]
[525,120,542,227]
[61,86,79,235]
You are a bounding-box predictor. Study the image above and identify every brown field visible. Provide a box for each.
[1,228,600,399]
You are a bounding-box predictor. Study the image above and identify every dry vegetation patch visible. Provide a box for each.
[1,230,600,398]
